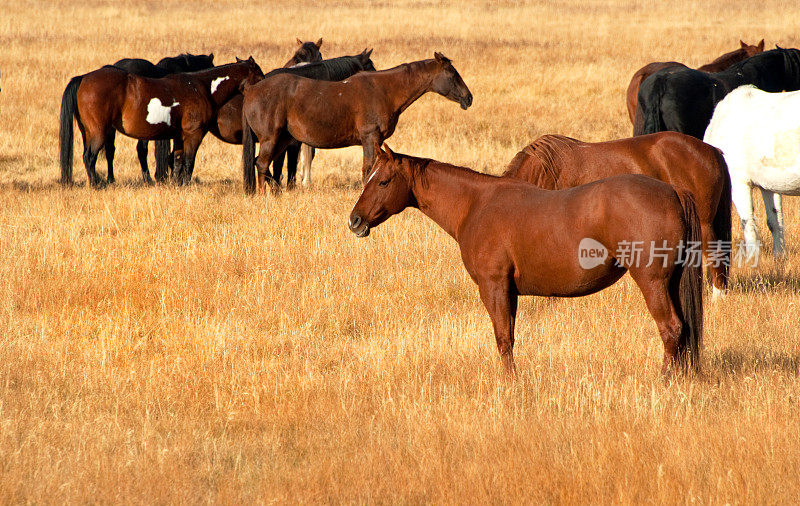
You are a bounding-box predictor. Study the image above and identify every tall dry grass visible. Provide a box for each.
[1,0,799,503]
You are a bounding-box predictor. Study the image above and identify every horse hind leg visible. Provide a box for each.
[629,272,684,377]
[299,144,314,187]
[759,188,785,258]
[731,181,759,260]
[104,130,116,184]
[285,143,300,190]
[82,135,105,188]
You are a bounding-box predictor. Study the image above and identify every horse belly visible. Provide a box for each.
[512,247,626,297]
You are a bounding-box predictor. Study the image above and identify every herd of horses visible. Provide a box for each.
[58,39,800,376]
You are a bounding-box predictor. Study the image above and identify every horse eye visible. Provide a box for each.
[379,179,390,187]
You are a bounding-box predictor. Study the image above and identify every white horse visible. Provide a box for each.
[703,84,800,259]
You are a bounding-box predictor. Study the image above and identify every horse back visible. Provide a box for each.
[460,175,686,296]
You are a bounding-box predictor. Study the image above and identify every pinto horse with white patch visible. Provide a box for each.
[349,147,703,376]
[60,58,264,186]
[704,84,800,259]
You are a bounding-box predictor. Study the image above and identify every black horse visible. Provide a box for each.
[262,49,376,188]
[634,47,800,138]
[110,53,215,184]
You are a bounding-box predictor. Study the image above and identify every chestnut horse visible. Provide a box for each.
[215,50,375,191]
[349,147,703,376]
[626,40,764,128]
[242,52,472,194]
[503,132,731,298]
[60,58,263,187]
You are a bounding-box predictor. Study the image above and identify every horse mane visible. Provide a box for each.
[782,48,800,84]
[503,135,578,188]
[265,55,364,80]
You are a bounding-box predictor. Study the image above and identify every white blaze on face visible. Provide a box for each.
[291,62,310,68]
[210,76,229,95]
[146,98,179,126]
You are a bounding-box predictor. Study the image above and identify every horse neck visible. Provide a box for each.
[194,66,247,106]
[698,48,747,72]
[375,61,438,115]
[406,158,489,240]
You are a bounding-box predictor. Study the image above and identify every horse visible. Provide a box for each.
[349,147,703,376]
[145,41,323,184]
[242,52,472,194]
[503,132,731,299]
[111,52,216,184]
[213,49,375,191]
[634,47,800,139]
[59,58,264,187]
[626,40,764,128]
[703,84,800,260]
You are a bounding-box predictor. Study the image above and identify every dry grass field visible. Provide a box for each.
[2,0,800,503]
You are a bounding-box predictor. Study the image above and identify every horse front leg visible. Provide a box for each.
[731,181,759,261]
[477,276,518,375]
[759,188,786,258]
[136,140,155,185]
[171,137,186,185]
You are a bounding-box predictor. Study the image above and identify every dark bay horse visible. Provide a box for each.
[214,50,374,191]
[112,53,215,183]
[503,132,731,298]
[634,47,800,138]
[242,52,472,194]
[349,147,703,376]
[626,40,764,127]
[60,58,263,187]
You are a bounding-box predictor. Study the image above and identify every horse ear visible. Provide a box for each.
[758,39,765,50]
[296,38,303,45]
[383,143,395,161]
[316,38,323,48]
[361,48,373,61]
[434,52,443,61]
[236,56,243,63]
[248,56,255,63]
[209,53,214,61]
[740,40,747,48]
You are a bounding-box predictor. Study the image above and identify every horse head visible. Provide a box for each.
[234,56,265,89]
[289,38,324,66]
[349,145,416,238]
[430,52,473,110]
[740,39,765,57]
[358,48,376,71]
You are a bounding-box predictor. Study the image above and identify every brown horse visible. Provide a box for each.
[503,132,731,298]
[60,58,263,186]
[349,147,703,376]
[626,40,764,127]
[212,40,324,146]
[242,52,472,194]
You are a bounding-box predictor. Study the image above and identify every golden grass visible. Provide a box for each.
[1,0,800,503]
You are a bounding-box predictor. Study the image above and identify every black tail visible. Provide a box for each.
[711,147,732,290]
[154,140,171,182]
[635,74,667,136]
[59,75,83,185]
[674,189,704,373]
[242,113,256,194]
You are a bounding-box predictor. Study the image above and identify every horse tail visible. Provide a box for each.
[711,147,732,290]
[636,74,667,135]
[241,110,256,194]
[674,188,704,373]
[59,75,83,185]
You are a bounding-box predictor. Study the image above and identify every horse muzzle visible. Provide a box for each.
[460,93,473,110]
[349,214,370,237]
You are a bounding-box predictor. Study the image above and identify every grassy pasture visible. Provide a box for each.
[1,0,799,503]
